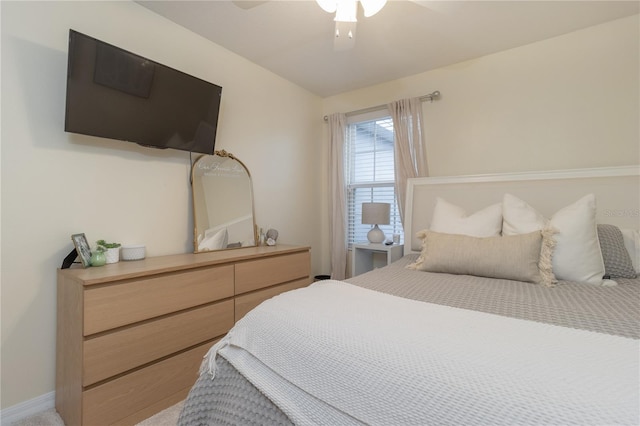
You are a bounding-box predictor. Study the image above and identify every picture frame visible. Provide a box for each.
[71,233,92,268]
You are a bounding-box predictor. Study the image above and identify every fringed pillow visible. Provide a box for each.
[408,229,556,287]
[502,193,610,286]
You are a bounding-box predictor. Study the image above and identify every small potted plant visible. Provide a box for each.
[89,247,106,267]
[97,239,122,264]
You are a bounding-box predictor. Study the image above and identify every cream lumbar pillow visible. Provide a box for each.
[408,230,556,286]
[430,197,502,237]
[502,193,608,285]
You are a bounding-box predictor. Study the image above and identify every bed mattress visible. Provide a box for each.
[178,255,639,425]
[348,255,639,339]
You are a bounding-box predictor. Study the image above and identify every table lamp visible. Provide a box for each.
[362,202,390,243]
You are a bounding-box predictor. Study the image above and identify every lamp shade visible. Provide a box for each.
[316,0,338,13]
[362,202,390,225]
[361,0,387,17]
[316,0,387,17]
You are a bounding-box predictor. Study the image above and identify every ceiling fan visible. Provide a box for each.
[231,0,388,50]
[317,0,388,50]
[230,0,458,50]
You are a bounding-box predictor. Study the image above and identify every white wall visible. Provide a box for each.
[319,15,639,275]
[0,1,323,409]
[2,0,638,412]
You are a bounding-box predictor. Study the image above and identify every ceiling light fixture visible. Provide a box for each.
[316,0,387,20]
[316,0,387,50]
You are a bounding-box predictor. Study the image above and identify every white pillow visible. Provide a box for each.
[430,197,502,237]
[198,228,228,251]
[620,228,640,274]
[502,193,607,285]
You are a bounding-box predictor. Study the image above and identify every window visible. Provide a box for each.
[346,111,403,246]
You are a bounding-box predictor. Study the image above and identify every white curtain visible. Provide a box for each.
[387,97,429,224]
[328,113,347,280]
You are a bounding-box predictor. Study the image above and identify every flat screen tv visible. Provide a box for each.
[65,29,222,155]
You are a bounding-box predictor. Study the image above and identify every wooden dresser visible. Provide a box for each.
[56,245,311,426]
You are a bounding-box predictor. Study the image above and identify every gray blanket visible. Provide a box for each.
[349,255,639,339]
[178,255,640,425]
[177,356,292,426]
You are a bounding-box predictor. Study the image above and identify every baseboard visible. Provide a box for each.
[0,391,55,425]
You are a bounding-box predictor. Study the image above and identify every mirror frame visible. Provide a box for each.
[191,150,258,253]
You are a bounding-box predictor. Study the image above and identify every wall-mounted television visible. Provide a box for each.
[65,29,222,155]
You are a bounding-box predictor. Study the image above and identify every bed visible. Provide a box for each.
[178,166,640,425]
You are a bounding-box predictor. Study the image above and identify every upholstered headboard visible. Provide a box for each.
[404,166,640,254]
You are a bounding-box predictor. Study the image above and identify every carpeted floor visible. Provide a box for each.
[12,401,183,426]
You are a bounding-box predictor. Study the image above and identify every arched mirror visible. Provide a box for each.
[192,150,257,253]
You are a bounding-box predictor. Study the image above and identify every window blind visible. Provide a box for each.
[346,116,403,245]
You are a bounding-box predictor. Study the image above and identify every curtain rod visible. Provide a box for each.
[322,90,440,122]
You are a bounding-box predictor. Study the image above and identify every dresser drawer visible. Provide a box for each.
[235,251,310,294]
[83,300,234,387]
[82,342,211,425]
[84,265,234,335]
[235,278,310,321]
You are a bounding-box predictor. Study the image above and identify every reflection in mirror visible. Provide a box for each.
[192,150,257,253]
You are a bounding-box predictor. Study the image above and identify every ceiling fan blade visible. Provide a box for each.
[231,1,269,10]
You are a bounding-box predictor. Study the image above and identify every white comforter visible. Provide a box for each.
[204,280,639,425]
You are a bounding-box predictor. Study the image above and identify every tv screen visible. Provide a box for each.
[65,30,222,155]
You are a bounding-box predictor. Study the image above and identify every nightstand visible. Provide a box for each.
[351,243,404,277]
